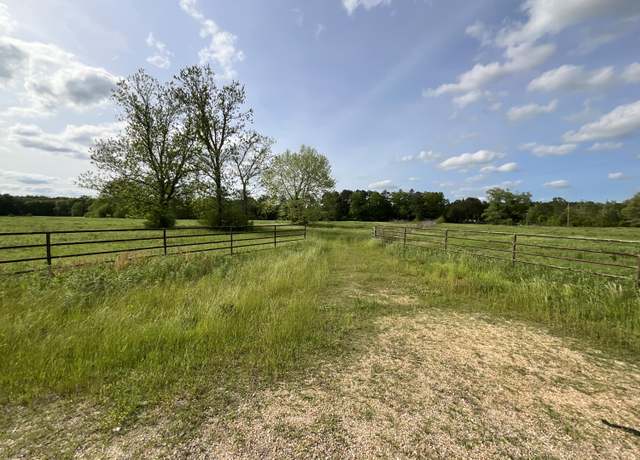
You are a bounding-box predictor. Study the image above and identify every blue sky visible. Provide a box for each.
[1,0,639,201]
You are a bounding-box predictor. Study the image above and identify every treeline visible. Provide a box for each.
[0,195,93,217]
[3,188,639,228]
[317,188,640,227]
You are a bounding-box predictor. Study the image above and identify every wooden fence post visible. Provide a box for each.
[230,226,234,255]
[273,225,277,248]
[403,227,407,248]
[45,232,52,274]
[512,234,517,266]
[162,228,167,256]
[443,229,449,251]
[304,224,307,240]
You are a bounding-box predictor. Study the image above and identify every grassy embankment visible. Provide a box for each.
[1,217,639,443]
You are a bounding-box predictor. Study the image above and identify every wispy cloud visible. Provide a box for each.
[145,33,173,69]
[179,0,244,79]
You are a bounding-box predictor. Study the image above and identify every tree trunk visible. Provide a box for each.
[215,175,223,226]
[241,183,248,218]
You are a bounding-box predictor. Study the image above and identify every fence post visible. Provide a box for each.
[636,254,640,290]
[230,226,234,255]
[45,232,52,273]
[512,234,517,266]
[403,227,407,248]
[443,229,449,251]
[273,225,277,248]
[373,226,377,239]
[304,223,307,240]
[162,228,167,256]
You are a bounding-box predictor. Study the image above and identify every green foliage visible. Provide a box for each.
[482,188,532,224]
[196,198,249,228]
[263,145,335,223]
[622,193,640,226]
[444,197,486,223]
[144,207,176,229]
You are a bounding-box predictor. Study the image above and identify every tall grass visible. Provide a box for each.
[0,241,335,418]
[391,243,640,358]
[2,221,639,428]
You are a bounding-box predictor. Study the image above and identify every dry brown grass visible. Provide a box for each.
[73,308,640,459]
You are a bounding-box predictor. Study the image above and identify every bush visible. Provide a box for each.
[144,207,176,228]
[198,199,250,228]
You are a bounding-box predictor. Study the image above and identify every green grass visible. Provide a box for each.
[0,216,299,274]
[1,217,640,442]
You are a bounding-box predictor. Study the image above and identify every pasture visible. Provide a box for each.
[1,217,640,457]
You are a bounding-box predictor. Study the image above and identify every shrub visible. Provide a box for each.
[144,207,176,228]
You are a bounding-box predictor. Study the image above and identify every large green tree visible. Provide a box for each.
[231,131,273,217]
[80,69,196,227]
[174,65,253,226]
[262,145,335,223]
[482,188,532,224]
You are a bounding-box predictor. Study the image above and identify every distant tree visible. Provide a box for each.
[390,190,413,220]
[337,190,353,220]
[79,69,196,228]
[420,192,447,219]
[349,190,369,220]
[174,65,252,226]
[622,193,640,227]
[262,145,335,223]
[445,197,486,223]
[320,191,340,220]
[482,188,531,224]
[367,191,393,221]
[231,130,273,217]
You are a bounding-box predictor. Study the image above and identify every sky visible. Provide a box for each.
[0,0,639,202]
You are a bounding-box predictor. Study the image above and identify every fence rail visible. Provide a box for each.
[0,224,306,276]
[373,225,640,287]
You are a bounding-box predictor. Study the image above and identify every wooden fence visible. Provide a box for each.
[0,224,306,276]
[373,225,640,287]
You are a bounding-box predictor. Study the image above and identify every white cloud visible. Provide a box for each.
[496,0,640,48]
[0,35,118,116]
[368,179,396,190]
[342,0,391,15]
[589,142,623,151]
[507,99,557,121]
[427,0,640,108]
[438,150,505,171]
[528,65,615,92]
[572,32,619,56]
[0,169,83,196]
[520,142,576,156]
[427,42,554,98]
[465,21,492,46]
[622,62,640,83]
[544,179,570,189]
[400,149,441,162]
[0,2,16,35]
[179,0,244,80]
[408,176,419,181]
[8,122,123,159]
[315,23,325,39]
[608,172,626,180]
[480,162,519,173]
[563,100,640,142]
[145,33,173,69]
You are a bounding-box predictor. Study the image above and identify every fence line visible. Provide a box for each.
[372,225,640,287]
[0,224,306,276]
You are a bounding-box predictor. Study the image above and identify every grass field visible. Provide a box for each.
[1,217,640,457]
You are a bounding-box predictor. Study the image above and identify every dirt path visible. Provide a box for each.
[81,306,640,459]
